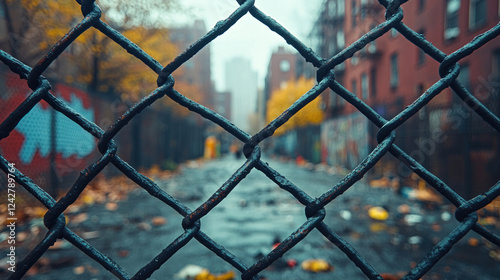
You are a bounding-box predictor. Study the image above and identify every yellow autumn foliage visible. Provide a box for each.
[4,0,193,114]
[266,77,324,135]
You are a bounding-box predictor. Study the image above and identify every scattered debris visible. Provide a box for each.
[408,236,423,245]
[118,250,129,258]
[286,259,297,268]
[81,231,100,239]
[368,206,389,221]
[151,216,167,226]
[70,213,88,225]
[404,214,423,226]
[194,269,235,280]
[174,265,235,280]
[137,222,152,231]
[380,273,402,280]
[441,212,452,221]
[369,177,399,189]
[175,265,206,279]
[400,186,442,204]
[73,265,85,275]
[339,210,352,220]
[105,202,119,211]
[301,259,333,273]
[49,239,72,250]
[468,238,480,247]
[396,204,411,215]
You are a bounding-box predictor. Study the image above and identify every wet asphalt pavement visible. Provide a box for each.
[7,155,500,279]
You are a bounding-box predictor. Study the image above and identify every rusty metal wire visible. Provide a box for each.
[0,0,499,279]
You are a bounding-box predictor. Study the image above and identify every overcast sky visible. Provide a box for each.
[170,0,322,91]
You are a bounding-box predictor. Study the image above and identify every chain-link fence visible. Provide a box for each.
[0,65,205,199]
[0,0,499,279]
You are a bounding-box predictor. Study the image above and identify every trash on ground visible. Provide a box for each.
[175,265,206,279]
[408,236,423,245]
[441,212,452,221]
[105,202,119,211]
[194,269,235,280]
[401,186,442,204]
[380,273,402,280]
[151,216,167,226]
[369,177,399,189]
[339,210,352,220]
[301,259,333,273]
[368,206,389,221]
[468,238,480,247]
[396,204,410,215]
[404,214,423,226]
[73,265,85,275]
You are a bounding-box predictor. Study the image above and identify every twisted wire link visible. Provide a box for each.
[0,0,499,279]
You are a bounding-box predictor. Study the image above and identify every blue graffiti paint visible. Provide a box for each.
[16,93,95,164]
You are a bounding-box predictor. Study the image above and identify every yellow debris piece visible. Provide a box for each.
[301,259,334,273]
[194,269,236,280]
[368,206,389,221]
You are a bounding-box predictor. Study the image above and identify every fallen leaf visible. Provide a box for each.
[381,273,400,280]
[468,238,479,247]
[74,266,85,275]
[105,202,118,211]
[17,231,29,242]
[175,264,206,279]
[397,204,410,214]
[118,250,129,258]
[81,231,100,239]
[50,239,71,250]
[137,222,152,231]
[151,216,167,226]
[71,213,88,225]
[368,206,389,221]
[301,259,333,273]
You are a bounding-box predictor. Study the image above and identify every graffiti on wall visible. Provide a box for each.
[321,112,369,169]
[0,72,96,180]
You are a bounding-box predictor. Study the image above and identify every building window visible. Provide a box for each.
[337,30,345,49]
[280,60,290,72]
[371,68,377,98]
[352,79,358,97]
[360,0,367,19]
[469,0,487,29]
[419,0,425,12]
[352,0,357,28]
[361,73,369,100]
[390,53,399,88]
[338,0,345,16]
[418,30,426,65]
[445,0,460,40]
[329,0,337,17]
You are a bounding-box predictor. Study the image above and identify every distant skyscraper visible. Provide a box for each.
[225,57,258,132]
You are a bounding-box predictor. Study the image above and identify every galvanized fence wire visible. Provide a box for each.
[0,0,499,279]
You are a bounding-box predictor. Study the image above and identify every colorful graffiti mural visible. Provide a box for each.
[0,72,96,182]
[321,112,369,169]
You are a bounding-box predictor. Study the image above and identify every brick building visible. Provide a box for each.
[317,0,500,197]
[169,20,217,111]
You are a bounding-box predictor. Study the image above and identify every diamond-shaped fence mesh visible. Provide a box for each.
[0,0,499,279]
